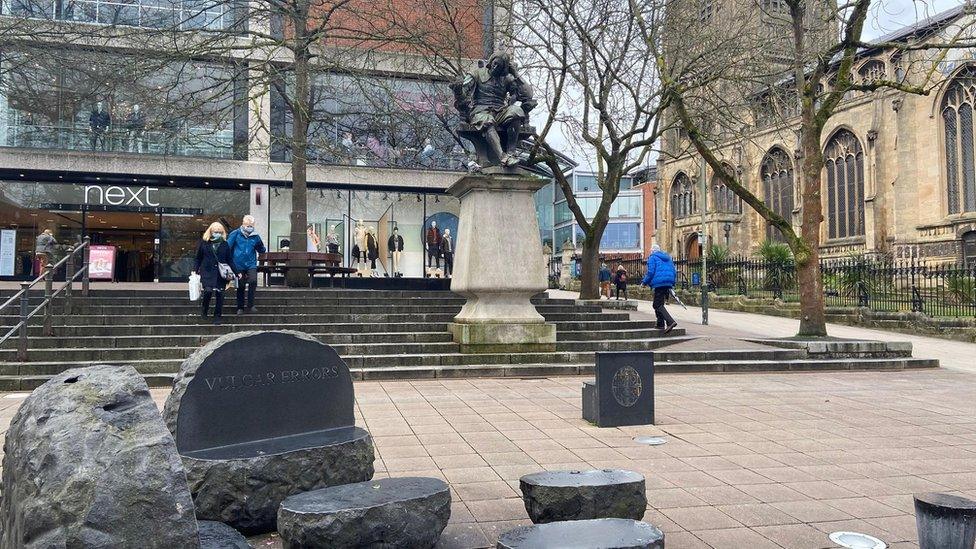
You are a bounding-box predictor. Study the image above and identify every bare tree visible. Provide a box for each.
[497,0,670,300]
[650,0,975,336]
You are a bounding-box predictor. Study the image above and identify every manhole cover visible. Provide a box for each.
[633,436,667,446]
[829,531,886,549]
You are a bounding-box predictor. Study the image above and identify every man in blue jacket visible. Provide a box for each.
[641,243,678,333]
[227,215,266,314]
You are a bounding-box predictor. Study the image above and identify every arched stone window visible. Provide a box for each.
[942,65,976,215]
[711,170,742,214]
[823,130,865,239]
[857,60,887,86]
[760,147,794,241]
[670,172,695,219]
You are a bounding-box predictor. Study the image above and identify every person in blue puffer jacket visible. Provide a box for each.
[227,215,266,314]
[641,243,678,333]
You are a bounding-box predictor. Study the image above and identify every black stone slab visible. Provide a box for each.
[198,521,249,549]
[162,331,375,535]
[582,351,654,428]
[496,518,664,549]
[170,330,354,455]
[520,469,646,523]
[914,492,976,549]
[277,477,451,549]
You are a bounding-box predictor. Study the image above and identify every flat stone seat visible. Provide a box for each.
[182,426,369,460]
[198,521,249,549]
[914,492,976,549]
[496,518,664,549]
[277,477,451,549]
[520,469,646,523]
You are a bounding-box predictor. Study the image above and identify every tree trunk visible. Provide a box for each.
[796,125,827,336]
[579,238,600,300]
[286,47,310,288]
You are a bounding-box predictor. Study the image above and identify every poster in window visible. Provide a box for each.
[89,245,116,280]
[0,230,15,276]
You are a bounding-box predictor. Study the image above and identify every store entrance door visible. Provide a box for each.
[85,211,160,282]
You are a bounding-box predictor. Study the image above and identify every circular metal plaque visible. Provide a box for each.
[611,366,642,407]
[828,531,886,549]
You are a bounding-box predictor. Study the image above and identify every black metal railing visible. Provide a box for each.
[0,238,91,360]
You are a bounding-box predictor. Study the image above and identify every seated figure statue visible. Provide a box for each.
[451,51,537,169]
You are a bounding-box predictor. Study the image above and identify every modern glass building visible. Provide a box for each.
[0,3,473,281]
[544,171,643,254]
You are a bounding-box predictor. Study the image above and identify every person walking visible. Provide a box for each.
[227,215,266,314]
[613,264,629,300]
[195,221,237,325]
[34,229,57,276]
[641,243,678,334]
[599,262,612,299]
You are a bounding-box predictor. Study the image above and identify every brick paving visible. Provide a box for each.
[2,369,976,548]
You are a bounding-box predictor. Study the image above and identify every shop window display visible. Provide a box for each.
[423,194,459,278]
[0,49,245,159]
[271,73,467,170]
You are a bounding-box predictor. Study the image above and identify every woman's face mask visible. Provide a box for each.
[242,225,254,235]
[211,232,224,241]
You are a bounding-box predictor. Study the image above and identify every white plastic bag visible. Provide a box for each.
[188,273,202,301]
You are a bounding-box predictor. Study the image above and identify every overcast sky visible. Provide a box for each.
[547,0,966,174]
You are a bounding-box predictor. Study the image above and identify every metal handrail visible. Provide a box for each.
[0,238,91,360]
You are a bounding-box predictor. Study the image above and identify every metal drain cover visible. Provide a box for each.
[633,436,667,446]
[829,531,886,549]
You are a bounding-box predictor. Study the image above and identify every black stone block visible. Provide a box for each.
[582,351,654,427]
[496,518,664,549]
[277,477,451,549]
[914,492,976,549]
[520,469,646,523]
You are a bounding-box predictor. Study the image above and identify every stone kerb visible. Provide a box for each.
[1,365,200,549]
[163,330,375,535]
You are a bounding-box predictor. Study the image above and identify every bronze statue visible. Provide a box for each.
[451,51,536,169]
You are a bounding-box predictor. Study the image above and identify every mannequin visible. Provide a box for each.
[366,226,379,276]
[388,225,404,277]
[126,104,146,153]
[441,228,454,278]
[354,219,368,275]
[425,220,441,273]
[326,225,340,254]
[89,101,110,151]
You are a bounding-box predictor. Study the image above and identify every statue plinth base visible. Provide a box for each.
[447,169,556,354]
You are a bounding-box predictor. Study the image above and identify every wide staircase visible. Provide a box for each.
[0,288,936,390]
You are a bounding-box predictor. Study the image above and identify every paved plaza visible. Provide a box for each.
[2,368,975,548]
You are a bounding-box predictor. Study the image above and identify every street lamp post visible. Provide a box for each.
[699,156,708,326]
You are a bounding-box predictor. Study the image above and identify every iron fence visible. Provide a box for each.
[666,255,976,319]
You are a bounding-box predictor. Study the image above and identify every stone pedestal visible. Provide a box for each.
[447,169,556,353]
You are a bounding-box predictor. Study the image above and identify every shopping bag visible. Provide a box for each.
[188,273,202,301]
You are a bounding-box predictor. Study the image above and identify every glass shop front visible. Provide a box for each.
[0,178,459,281]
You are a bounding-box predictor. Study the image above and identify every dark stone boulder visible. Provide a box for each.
[277,477,451,549]
[914,492,976,549]
[496,518,664,549]
[163,330,375,535]
[520,469,646,523]
[198,521,249,549]
[0,365,199,549]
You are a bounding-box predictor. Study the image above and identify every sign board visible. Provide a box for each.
[88,245,116,280]
[0,230,15,276]
[582,351,654,427]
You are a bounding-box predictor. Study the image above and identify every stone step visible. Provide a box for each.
[0,357,941,390]
[21,331,457,349]
[18,322,454,337]
[554,339,690,352]
[63,304,601,316]
[557,328,687,341]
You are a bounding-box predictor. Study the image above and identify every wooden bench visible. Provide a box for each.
[257,252,357,288]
